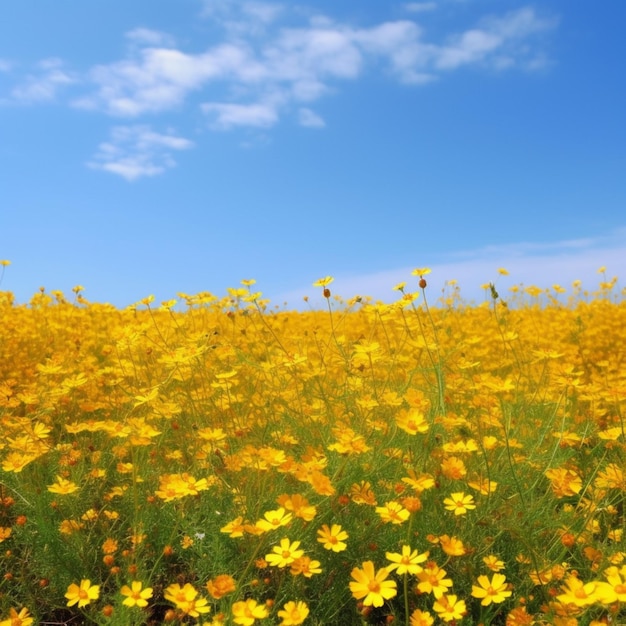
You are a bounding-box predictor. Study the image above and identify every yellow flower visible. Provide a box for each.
[409,609,434,626]
[290,556,322,577]
[266,538,304,568]
[277,493,317,522]
[277,600,309,625]
[443,492,476,516]
[396,408,429,435]
[385,545,428,575]
[231,599,268,625]
[0,607,34,626]
[375,500,410,525]
[600,565,626,603]
[545,467,582,498]
[432,594,467,622]
[312,276,334,287]
[317,524,348,552]
[48,476,79,495]
[121,581,153,608]
[471,573,512,605]
[438,534,467,557]
[164,583,210,617]
[255,507,293,533]
[349,561,397,607]
[556,575,602,607]
[416,562,453,598]
[411,267,431,277]
[483,555,505,572]
[65,579,100,608]
[220,516,246,538]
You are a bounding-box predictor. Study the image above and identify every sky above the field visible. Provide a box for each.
[1,0,625,309]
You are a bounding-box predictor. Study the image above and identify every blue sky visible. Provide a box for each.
[1,0,625,309]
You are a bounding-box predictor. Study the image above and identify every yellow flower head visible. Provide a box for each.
[255,507,293,533]
[232,599,268,625]
[375,500,410,525]
[277,600,310,626]
[265,538,304,568]
[416,562,453,598]
[443,492,476,516]
[48,476,79,495]
[317,524,348,552]
[312,276,334,287]
[471,573,512,605]
[120,581,153,608]
[0,607,34,626]
[349,560,397,607]
[65,579,100,608]
[385,545,428,575]
[432,594,467,623]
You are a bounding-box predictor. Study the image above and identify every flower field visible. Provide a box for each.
[0,267,625,625]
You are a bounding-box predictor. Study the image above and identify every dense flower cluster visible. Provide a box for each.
[0,269,625,624]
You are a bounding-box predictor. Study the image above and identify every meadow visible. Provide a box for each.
[0,266,625,626]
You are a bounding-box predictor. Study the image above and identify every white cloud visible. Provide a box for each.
[0,59,12,72]
[87,125,193,181]
[200,0,283,36]
[9,57,74,103]
[353,20,437,84]
[266,26,364,80]
[435,8,557,71]
[125,27,176,47]
[202,100,280,129]
[2,3,558,177]
[298,107,325,127]
[404,2,437,13]
[71,5,555,127]
[242,2,283,24]
[273,230,626,308]
[74,43,266,116]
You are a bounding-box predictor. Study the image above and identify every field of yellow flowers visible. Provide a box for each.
[0,267,625,626]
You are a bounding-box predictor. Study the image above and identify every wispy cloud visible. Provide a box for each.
[8,58,75,104]
[298,107,325,127]
[274,229,626,308]
[87,125,193,181]
[202,99,280,129]
[435,8,557,70]
[125,27,177,48]
[73,44,262,116]
[69,5,555,133]
[3,3,558,176]
[0,59,12,72]
[200,0,284,35]
[404,3,438,14]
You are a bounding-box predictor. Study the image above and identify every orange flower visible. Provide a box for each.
[206,574,236,600]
